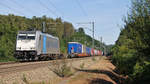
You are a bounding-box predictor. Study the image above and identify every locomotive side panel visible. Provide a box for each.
[46,36,60,54]
[37,33,60,55]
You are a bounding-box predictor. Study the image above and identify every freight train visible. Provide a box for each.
[68,42,102,58]
[15,30,61,61]
[14,30,102,61]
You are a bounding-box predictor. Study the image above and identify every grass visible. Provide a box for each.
[80,62,85,69]
[92,57,96,61]
[0,57,16,62]
[22,74,29,84]
[48,58,74,77]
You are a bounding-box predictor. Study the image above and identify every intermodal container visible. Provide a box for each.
[86,47,91,56]
[68,42,82,54]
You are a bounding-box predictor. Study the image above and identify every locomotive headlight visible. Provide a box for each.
[30,47,35,49]
[17,47,21,49]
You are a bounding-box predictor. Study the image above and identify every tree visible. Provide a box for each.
[78,27,85,34]
[112,0,150,83]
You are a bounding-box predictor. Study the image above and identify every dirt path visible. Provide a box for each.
[62,57,124,84]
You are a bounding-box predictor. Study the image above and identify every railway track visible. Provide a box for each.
[0,61,19,65]
[0,56,97,75]
[0,61,50,75]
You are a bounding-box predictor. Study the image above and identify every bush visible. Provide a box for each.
[112,0,150,83]
[92,57,96,61]
[22,74,29,84]
[48,59,73,77]
[80,63,85,69]
[131,61,150,84]
[112,45,137,75]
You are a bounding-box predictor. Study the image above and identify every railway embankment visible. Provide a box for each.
[0,56,102,84]
[58,56,126,84]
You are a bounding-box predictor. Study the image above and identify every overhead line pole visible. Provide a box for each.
[92,22,94,49]
[42,22,46,33]
[42,21,61,33]
[77,21,95,49]
[100,37,102,49]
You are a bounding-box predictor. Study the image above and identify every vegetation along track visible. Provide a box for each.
[0,56,97,75]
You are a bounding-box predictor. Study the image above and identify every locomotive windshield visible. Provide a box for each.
[18,31,36,40]
[18,35,35,40]
[27,36,35,39]
[18,34,35,40]
[18,35,26,40]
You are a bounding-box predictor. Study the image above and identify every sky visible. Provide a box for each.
[0,0,131,45]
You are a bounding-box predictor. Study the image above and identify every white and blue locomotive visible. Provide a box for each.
[15,30,61,61]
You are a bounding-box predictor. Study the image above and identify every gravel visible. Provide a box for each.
[0,56,101,84]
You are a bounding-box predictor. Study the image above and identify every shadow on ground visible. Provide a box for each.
[88,78,113,84]
[75,68,125,84]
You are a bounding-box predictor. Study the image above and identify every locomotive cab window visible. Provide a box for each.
[18,35,26,40]
[27,36,35,40]
[18,35,35,40]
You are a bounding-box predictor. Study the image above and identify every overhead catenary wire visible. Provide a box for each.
[47,0,64,17]
[47,0,74,22]
[9,0,37,15]
[38,0,58,17]
[0,0,74,24]
[0,1,25,16]
[75,0,88,16]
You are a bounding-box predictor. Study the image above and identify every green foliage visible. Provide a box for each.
[112,46,137,75]
[0,14,74,61]
[132,61,150,84]
[112,0,150,83]
[22,74,29,84]
[78,27,85,34]
[49,59,73,77]
[0,14,109,62]
[60,63,73,77]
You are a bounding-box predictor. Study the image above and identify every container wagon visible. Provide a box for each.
[98,50,102,56]
[86,47,91,56]
[91,48,94,56]
[68,42,82,58]
[68,42,103,58]
[77,45,88,57]
[94,50,98,56]
[15,30,61,61]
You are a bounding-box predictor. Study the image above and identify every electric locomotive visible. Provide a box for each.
[15,30,61,61]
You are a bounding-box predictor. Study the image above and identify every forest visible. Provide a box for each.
[112,0,150,83]
[0,14,109,62]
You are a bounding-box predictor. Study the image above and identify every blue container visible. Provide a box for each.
[86,47,91,55]
[68,42,82,54]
